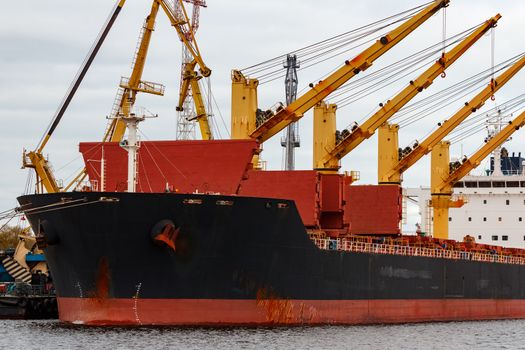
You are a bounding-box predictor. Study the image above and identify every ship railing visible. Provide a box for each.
[312,238,525,266]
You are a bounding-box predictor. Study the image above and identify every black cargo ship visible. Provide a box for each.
[17,191,525,325]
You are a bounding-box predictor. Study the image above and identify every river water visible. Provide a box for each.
[1,319,524,349]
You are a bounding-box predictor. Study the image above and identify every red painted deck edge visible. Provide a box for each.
[58,298,525,326]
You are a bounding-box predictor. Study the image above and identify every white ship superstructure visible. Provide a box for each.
[406,148,525,248]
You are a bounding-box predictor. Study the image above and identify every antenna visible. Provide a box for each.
[281,54,300,170]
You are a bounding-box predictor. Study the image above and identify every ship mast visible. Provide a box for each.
[488,110,505,176]
[120,113,144,193]
[281,54,300,170]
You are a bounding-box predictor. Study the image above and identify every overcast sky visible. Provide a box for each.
[1,0,525,215]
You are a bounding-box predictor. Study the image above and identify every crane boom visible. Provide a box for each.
[380,52,525,183]
[107,0,213,142]
[189,74,213,140]
[319,15,500,170]
[22,0,127,194]
[36,0,127,153]
[439,110,525,192]
[106,1,162,142]
[249,0,449,143]
[159,0,210,77]
[176,60,213,140]
[430,109,525,239]
[162,0,212,140]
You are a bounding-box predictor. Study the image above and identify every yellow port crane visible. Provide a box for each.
[231,0,450,143]
[314,15,500,172]
[105,0,212,142]
[430,109,525,239]
[104,1,164,142]
[377,53,525,185]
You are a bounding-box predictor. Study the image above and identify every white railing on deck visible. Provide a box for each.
[312,238,525,266]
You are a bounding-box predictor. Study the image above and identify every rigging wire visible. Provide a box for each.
[211,90,231,139]
[257,21,401,84]
[450,110,521,145]
[442,5,447,57]
[450,94,525,135]
[491,28,496,82]
[0,215,18,232]
[338,57,434,113]
[335,43,450,109]
[305,23,479,116]
[137,130,197,190]
[24,171,34,195]
[448,95,525,144]
[138,143,157,193]
[240,2,430,75]
[397,78,486,128]
[241,2,434,88]
[390,53,525,128]
[332,25,485,129]
[199,77,224,139]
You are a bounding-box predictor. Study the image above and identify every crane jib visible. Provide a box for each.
[38,0,126,152]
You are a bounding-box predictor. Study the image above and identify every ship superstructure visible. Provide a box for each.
[408,163,525,248]
[406,116,525,247]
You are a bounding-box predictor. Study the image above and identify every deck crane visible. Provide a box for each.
[430,109,525,239]
[315,15,501,172]
[231,0,450,143]
[106,0,212,142]
[22,0,127,194]
[377,53,525,185]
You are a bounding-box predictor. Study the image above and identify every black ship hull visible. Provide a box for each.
[17,192,525,325]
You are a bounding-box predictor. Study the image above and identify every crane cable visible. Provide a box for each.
[240,2,432,82]
[391,53,525,128]
[448,95,525,144]
[241,3,422,73]
[450,94,525,136]
[336,45,521,133]
[331,25,479,110]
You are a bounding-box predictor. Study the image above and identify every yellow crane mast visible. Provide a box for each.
[159,0,210,77]
[106,0,212,142]
[105,1,164,142]
[314,15,500,172]
[176,60,213,140]
[231,0,450,142]
[169,0,213,140]
[430,109,525,239]
[377,53,525,185]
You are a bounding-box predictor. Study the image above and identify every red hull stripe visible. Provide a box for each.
[58,298,525,326]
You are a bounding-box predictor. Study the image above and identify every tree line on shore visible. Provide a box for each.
[0,226,23,250]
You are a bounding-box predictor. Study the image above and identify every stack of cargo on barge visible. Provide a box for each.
[1,245,56,319]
